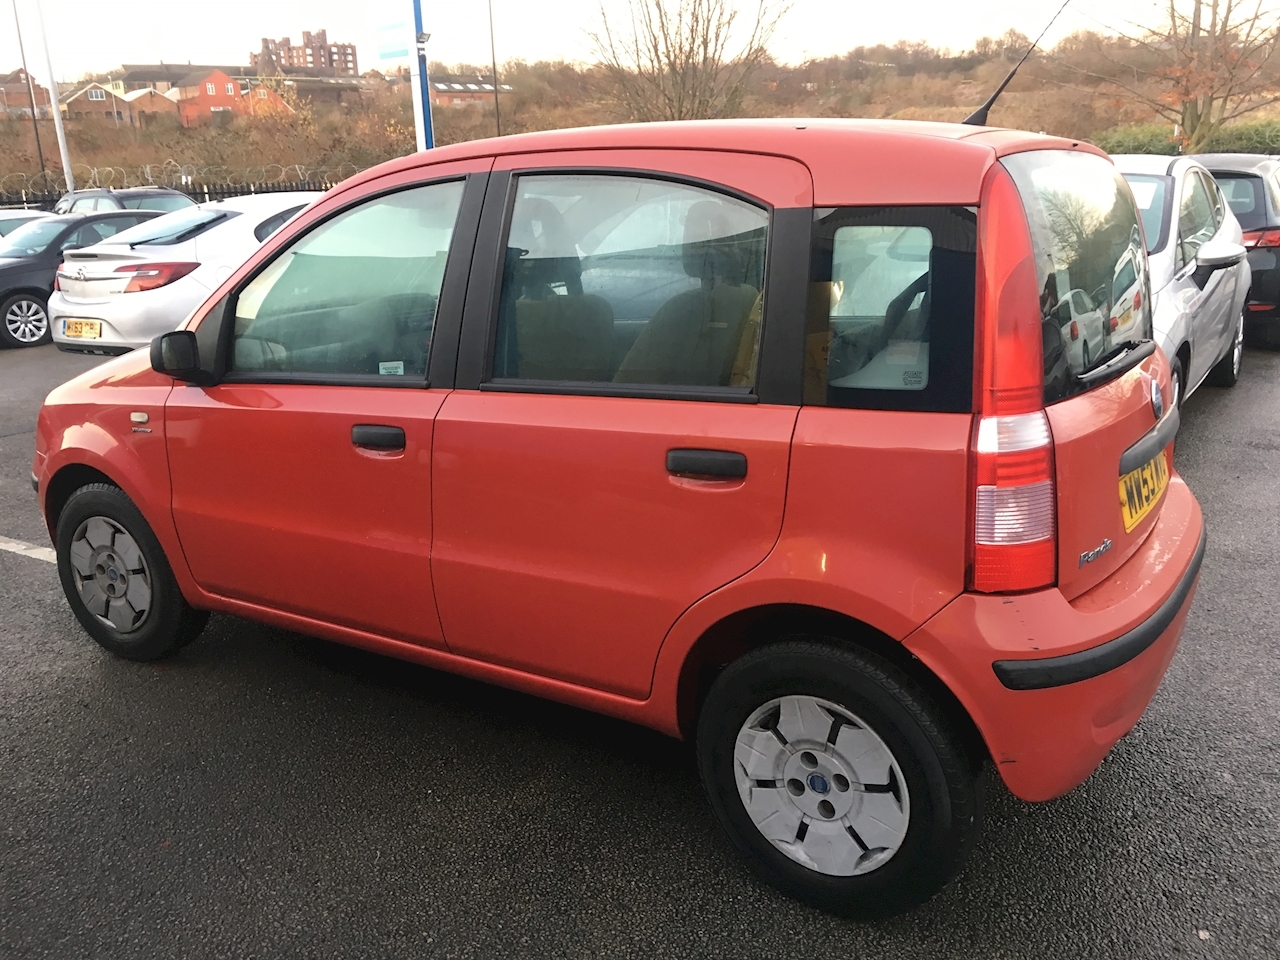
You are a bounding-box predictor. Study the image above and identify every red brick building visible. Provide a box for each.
[0,69,52,118]
[169,68,293,127]
[252,30,357,76]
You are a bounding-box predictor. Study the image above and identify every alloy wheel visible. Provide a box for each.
[734,695,910,877]
[67,515,152,634]
[4,297,49,344]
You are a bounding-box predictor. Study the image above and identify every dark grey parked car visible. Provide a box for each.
[1196,153,1280,348]
[53,187,195,215]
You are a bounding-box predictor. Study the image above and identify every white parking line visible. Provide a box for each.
[0,535,56,564]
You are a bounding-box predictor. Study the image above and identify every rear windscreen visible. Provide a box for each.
[1211,174,1267,230]
[804,206,977,413]
[1002,151,1153,405]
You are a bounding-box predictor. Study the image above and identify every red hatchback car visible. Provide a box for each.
[33,120,1204,917]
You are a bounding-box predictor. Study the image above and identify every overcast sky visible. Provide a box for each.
[3,0,1170,87]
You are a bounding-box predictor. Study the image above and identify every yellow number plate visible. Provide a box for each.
[1119,452,1169,532]
[64,319,101,339]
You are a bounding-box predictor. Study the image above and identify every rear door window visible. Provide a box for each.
[490,174,768,390]
[1122,174,1171,252]
[1002,150,1152,404]
[804,206,976,411]
[1212,174,1266,231]
[230,179,465,378]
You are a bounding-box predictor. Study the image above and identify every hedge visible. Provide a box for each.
[1094,121,1280,156]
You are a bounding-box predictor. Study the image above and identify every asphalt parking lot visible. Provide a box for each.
[1,343,1277,959]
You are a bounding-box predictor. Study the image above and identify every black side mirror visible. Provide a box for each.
[150,331,211,384]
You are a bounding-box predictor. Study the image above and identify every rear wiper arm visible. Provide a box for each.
[1076,339,1156,388]
[130,214,225,249]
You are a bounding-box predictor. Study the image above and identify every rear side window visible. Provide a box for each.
[1002,151,1152,405]
[254,204,307,242]
[230,179,465,379]
[804,206,976,412]
[1177,173,1217,270]
[1121,174,1171,252]
[1211,174,1266,231]
[491,174,767,390]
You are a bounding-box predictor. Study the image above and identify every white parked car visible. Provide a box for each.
[1114,155,1250,406]
[50,192,320,355]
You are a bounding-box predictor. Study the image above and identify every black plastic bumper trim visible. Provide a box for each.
[993,528,1206,691]
[1118,406,1180,476]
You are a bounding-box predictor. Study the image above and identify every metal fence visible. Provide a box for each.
[0,163,363,210]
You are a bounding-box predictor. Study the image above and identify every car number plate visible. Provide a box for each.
[64,319,101,339]
[1119,452,1169,532]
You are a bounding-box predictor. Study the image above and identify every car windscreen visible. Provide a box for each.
[1121,174,1171,253]
[1211,173,1267,230]
[123,194,196,212]
[109,207,238,246]
[0,217,68,257]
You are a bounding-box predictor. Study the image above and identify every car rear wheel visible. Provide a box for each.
[56,483,209,660]
[1206,309,1244,388]
[696,639,983,919]
[0,292,51,347]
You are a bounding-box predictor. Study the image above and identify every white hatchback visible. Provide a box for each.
[50,192,320,355]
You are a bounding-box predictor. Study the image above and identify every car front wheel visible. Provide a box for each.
[0,292,51,347]
[55,483,209,660]
[1206,309,1244,388]
[696,639,983,919]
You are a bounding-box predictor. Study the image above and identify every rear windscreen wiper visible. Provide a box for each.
[1077,339,1156,388]
[130,214,226,248]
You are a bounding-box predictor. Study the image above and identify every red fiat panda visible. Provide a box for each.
[33,120,1204,918]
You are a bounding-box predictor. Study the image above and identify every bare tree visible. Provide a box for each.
[1067,1,1280,151]
[591,0,789,121]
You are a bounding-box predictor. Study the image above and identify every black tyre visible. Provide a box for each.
[1169,352,1186,409]
[697,639,983,919]
[55,483,208,660]
[0,291,52,347]
[1206,310,1244,388]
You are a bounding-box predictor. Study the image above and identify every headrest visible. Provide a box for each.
[507,196,582,296]
[683,200,745,282]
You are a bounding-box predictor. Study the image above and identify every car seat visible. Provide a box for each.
[614,200,761,387]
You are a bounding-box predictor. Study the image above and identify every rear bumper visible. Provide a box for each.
[903,476,1204,802]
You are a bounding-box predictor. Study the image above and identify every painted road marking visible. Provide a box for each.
[0,535,56,564]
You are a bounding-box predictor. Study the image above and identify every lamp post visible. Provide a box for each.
[409,0,434,150]
[33,0,74,192]
[10,0,49,195]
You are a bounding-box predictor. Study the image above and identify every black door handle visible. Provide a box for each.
[352,424,405,451]
[666,448,747,479]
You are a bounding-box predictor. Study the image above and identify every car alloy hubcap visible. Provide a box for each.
[68,516,152,634]
[733,695,910,877]
[4,298,48,343]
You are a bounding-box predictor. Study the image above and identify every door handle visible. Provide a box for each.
[666,448,747,479]
[352,424,405,451]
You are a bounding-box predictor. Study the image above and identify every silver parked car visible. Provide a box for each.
[1114,154,1250,406]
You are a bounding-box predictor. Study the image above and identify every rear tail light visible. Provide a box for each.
[1069,320,1079,340]
[971,413,1056,592]
[1132,288,1142,312]
[969,163,1057,594]
[1109,315,1119,331]
[54,264,62,291]
[114,261,199,293]
[1242,228,1280,248]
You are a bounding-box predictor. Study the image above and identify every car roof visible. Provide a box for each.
[1192,153,1280,174]
[190,191,322,215]
[64,186,185,196]
[328,118,1106,207]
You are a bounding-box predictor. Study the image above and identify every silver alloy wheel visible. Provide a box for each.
[1232,310,1244,377]
[4,296,48,343]
[1171,364,1182,409]
[734,695,910,877]
[68,516,152,634]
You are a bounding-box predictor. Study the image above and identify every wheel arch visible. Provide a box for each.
[43,462,118,535]
[1,285,53,304]
[674,602,990,774]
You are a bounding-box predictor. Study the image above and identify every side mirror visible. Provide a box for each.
[150,331,210,384]
[1192,238,1247,289]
